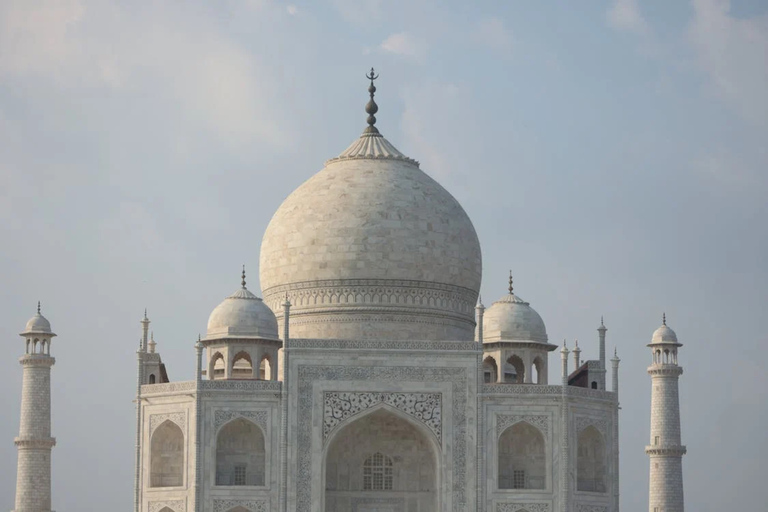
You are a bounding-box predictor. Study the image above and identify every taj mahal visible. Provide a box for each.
[10,71,687,512]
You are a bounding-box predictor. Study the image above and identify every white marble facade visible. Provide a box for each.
[132,80,627,512]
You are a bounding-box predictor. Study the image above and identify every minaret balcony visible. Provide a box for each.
[645,444,687,456]
[647,364,683,376]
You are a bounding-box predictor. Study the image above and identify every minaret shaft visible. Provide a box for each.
[15,357,56,512]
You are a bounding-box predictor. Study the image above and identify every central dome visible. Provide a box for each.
[259,77,481,341]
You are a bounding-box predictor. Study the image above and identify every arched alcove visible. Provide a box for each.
[498,421,546,489]
[210,352,225,380]
[577,426,606,492]
[324,408,438,512]
[483,356,498,383]
[150,421,184,487]
[259,356,272,380]
[507,355,525,383]
[216,418,266,486]
[232,351,254,379]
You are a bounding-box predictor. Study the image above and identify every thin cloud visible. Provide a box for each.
[0,1,289,147]
[606,0,649,34]
[474,18,513,54]
[380,32,427,63]
[688,0,768,126]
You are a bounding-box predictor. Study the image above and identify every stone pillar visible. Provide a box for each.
[193,338,204,512]
[572,341,581,370]
[15,307,57,512]
[280,296,291,512]
[612,348,621,512]
[474,297,484,342]
[560,341,569,382]
[646,317,686,512]
[134,342,143,512]
[597,318,608,390]
[560,341,570,512]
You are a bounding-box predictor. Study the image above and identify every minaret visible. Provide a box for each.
[14,303,57,512]
[572,340,581,369]
[474,296,485,342]
[646,314,686,512]
[597,317,607,389]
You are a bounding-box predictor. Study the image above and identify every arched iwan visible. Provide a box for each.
[498,420,546,489]
[577,425,607,492]
[324,405,439,512]
[215,418,266,486]
[150,421,184,487]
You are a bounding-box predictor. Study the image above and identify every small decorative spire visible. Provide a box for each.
[663,312,667,326]
[37,301,41,314]
[364,67,380,135]
[508,271,514,295]
[241,265,247,288]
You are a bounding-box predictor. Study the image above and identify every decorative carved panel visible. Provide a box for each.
[496,414,549,437]
[213,409,269,432]
[496,503,551,512]
[149,412,186,434]
[148,499,185,512]
[324,391,441,442]
[212,499,268,512]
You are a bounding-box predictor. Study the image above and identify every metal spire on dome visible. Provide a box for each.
[242,265,247,288]
[508,271,514,295]
[364,68,380,135]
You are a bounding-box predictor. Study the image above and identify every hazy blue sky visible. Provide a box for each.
[1,0,766,510]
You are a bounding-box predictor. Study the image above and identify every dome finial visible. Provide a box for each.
[508,271,514,295]
[663,312,666,325]
[241,265,247,289]
[364,67,380,135]
[37,301,41,314]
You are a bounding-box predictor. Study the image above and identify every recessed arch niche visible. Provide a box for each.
[324,407,439,512]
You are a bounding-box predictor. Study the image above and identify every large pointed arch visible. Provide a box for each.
[323,404,439,511]
[215,417,266,486]
[498,420,546,489]
[150,420,184,487]
[577,425,607,492]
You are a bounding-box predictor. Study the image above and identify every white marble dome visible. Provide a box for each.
[651,317,678,344]
[259,126,482,341]
[482,286,548,344]
[206,285,279,340]
[21,304,54,335]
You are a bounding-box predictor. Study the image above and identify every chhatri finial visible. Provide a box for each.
[508,271,514,295]
[37,301,41,314]
[241,265,247,288]
[364,67,380,135]
[663,312,667,325]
